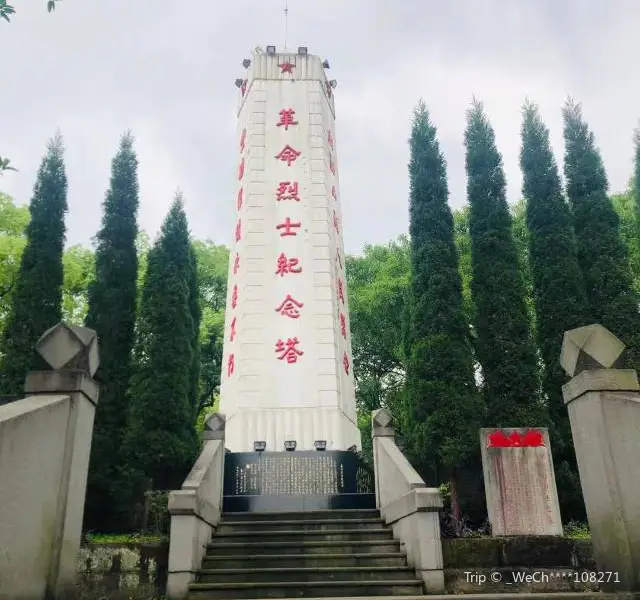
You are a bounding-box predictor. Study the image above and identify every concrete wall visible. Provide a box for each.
[0,395,73,600]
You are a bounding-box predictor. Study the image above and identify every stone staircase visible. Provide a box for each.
[187,508,425,599]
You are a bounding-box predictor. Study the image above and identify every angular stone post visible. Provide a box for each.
[561,324,640,592]
[372,409,444,593]
[25,322,100,599]
[167,413,226,599]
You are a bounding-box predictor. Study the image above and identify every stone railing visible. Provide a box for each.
[0,322,100,600]
[166,413,226,599]
[371,408,444,592]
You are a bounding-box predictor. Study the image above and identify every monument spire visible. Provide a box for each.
[220,46,360,453]
[284,0,289,50]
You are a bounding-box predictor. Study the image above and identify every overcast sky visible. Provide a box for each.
[1,0,639,254]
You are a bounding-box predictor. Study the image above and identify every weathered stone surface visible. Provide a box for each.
[560,324,625,377]
[480,427,563,537]
[36,322,100,376]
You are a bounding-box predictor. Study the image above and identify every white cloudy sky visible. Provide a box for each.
[1,0,639,254]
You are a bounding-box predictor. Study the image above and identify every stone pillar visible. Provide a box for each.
[560,323,640,592]
[26,322,100,599]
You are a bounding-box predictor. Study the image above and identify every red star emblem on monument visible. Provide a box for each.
[279,61,295,74]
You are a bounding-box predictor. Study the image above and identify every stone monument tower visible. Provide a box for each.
[219,46,361,453]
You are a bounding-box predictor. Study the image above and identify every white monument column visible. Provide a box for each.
[219,47,361,453]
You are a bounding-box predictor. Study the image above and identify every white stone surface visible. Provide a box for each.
[0,386,97,600]
[219,49,360,452]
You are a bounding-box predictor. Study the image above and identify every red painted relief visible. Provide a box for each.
[343,352,350,375]
[238,157,245,180]
[276,181,300,202]
[337,278,345,304]
[328,130,334,149]
[275,294,304,319]
[227,353,235,377]
[333,210,340,234]
[275,253,302,276]
[276,217,301,237]
[231,284,238,308]
[329,155,336,175]
[235,219,242,243]
[275,337,304,363]
[331,185,337,201]
[275,145,301,167]
[233,253,240,275]
[240,128,246,152]
[277,108,298,131]
[487,430,545,448]
[340,313,346,338]
[237,188,243,211]
[230,316,237,342]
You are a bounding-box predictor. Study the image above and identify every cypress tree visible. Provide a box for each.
[404,101,483,519]
[187,241,202,420]
[123,194,199,496]
[464,100,543,427]
[83,132,140,531]
[520,102,589,519]
[563,100,640,371]
[0,133,67,394]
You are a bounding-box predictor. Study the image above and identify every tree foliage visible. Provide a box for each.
[0,134,67,394]
[123,195,199,496]
[84,133,140,531]
[404,101,483,492]
[562,99,640,371]
[520,101,590,519]
[464,100,543,427]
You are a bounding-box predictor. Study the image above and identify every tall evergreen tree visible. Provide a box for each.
[83,133,140,531]
[563,100,640,371]
[187,242,202,420]
[404,101,483,519]
[520,102,589,519]
[0,134,67,394]
[123,194,199,497]
[464,100,543,427]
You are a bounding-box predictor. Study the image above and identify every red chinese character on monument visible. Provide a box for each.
[235,219,242,242]
[275,337,304,363]
[487,429,545,448]
[240,128,246,152]
[328,130,334,149]
[333,210,340,234]
[329,156,336,175]
[276,108,298,131]
[276,217,302,237]
[331,185,337,201]
[279,61,295,74]
[276,181,300,201]
[233,253,240,275]
[230,316,237,342]
[275,145,301,167]
[237,188,243,210]
[340,313,346,338]
[337,278,345,304]
[343,352,350,375]
[275,253,302,276]
[238,158,245,180]
[231,284,238,308]
[275,294,304,319]
[227,353,235,377]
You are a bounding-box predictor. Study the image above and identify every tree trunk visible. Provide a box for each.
[450,470,461,522]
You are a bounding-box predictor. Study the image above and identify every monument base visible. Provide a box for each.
[221,406,361,452]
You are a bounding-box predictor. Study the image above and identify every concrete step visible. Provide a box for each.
[206,539,402,556]
[221,509,380,522]
[210,528,393,544]
[218,518,385,532]
[196,566,417,584]
[201,552,408,569]
[187,579,424,599]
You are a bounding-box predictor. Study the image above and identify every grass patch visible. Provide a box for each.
[84,532,167,544]
[564,521,591,539]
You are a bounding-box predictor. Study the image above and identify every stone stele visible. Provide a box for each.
[480,427,563,536]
